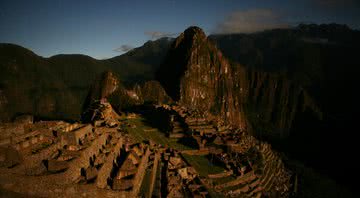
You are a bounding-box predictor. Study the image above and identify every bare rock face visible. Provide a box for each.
[157,26,322,136]
[243,70,322,137]
[81,71,123,122]
[139,81,172,104]
[83,71,171,121]
[84,71,120,103]
[106,80,171,111]
[157,26,247,130]
[82,71,121,113]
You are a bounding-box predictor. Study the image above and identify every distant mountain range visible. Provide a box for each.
[0,37,173,121]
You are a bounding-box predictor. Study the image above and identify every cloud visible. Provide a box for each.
[113,45,134,53]
[214,9,290,34]
[144,31,177,39]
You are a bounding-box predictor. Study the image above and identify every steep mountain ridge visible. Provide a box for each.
[159,27,249,130]
[242,69,322,138]
[209,24,360,191]
[102,37,173,85]
[157,26,320,136]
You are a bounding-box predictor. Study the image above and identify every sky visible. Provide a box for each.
[0,0,359,59]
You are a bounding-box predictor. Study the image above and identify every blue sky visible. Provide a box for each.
[0,0,359,59]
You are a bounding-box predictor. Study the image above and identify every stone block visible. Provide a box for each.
[47,159,69,173]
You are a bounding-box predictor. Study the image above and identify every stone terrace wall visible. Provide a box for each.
[97,137,123,188]
[60,124,92,146]
[148,152,160,198]
[65,133,109,182]
[131,147,150,197]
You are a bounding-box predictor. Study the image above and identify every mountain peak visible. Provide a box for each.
[157,26,247,130]
[184,26,206,40]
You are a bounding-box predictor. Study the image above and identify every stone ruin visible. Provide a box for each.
[154,104,293,197]
[0,102,292,197]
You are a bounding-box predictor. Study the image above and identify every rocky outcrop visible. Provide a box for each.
[157,26,322,137]
[83,71,120,106]
[83,71,171,118]
[157,26,247,130]
[138,81,172,104]
[82,70,139,114]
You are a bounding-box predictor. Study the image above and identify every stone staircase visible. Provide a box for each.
[169,117,185,138]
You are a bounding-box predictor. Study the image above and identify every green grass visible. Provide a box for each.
[125,118,192,151]
[182,154,226,177]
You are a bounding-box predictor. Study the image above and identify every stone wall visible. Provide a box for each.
[148,152,160,197]
[23,143,59,169]
[215,171,256,189]
[65,133,109,182]
[131,147,150,197]
[54,123,83,133]
[208,170,233,179]
[0,123,25,140]
[97,137,123,188]
[8,131,45,150]
[61,124,92,146]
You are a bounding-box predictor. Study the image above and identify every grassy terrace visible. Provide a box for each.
[182,154,226,177]
[124,117,229,198]
[181,154,227,198]
[125,117,193,151]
